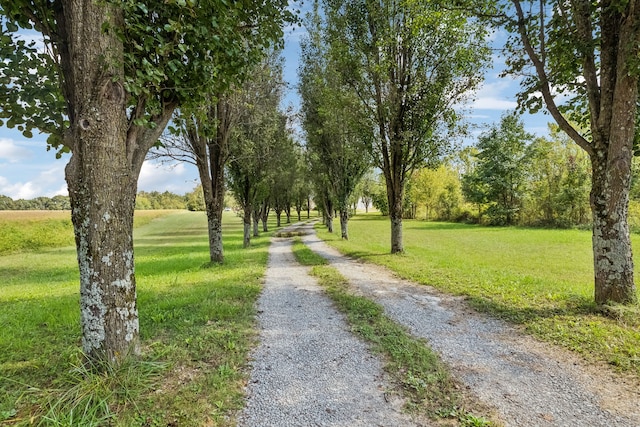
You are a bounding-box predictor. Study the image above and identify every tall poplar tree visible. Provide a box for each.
[323,0,490,252]
[299,7,374,240]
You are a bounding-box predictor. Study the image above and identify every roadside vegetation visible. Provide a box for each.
[292,239,495,426]
[317,214,640,377]
[0,210,273,426]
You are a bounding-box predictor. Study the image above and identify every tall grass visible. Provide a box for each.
[0,210,275,426]
[317,214,640,376]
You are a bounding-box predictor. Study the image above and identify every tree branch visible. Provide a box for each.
[511,0,593,156]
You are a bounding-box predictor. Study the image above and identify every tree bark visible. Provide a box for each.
[243,206,252,248]
[275,209,282,227]
[339,209,349,240]
[385,168,405,254]
[252,207,260,237]
[58,0,141,363]
[591,154,637,304]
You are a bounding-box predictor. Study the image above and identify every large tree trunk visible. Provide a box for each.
[61,0,139,363]
[589,118,637,305]
[205,156,225,263]
[205,111,228,263]
[192,122,225,264]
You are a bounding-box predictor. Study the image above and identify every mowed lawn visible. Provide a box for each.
[317,213,640,376]
[0,210,273,426]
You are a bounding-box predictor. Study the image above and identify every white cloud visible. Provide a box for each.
[473,97,518,110]
[0,160,67,198]
[471,79,520,111]
[15,30,46,53]
[138,161,199,195]
[0,138,34,162]
[0,176,39,199]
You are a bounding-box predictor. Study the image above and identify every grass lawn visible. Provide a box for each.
[317,213,640,376]
[0,210,275,426]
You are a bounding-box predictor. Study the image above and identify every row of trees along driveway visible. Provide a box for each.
[1,0,639,366]
[0,0,293,365]
[302,0,638,306]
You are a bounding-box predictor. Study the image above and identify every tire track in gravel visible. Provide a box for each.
[237,236,423,427]
[299,223,640,427]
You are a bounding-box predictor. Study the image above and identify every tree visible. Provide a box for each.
[292,149,313,221]
[358,170,377,214]
[0,0,291,363]
[227,55,285,247]
[409,164,462,221]
[299,8,374,240]
[523,125,590,227]
[323,0,490,252]
[153,93,238,264]
[499,0,640,304]
[185,185,206,212]
[462,114,533,225]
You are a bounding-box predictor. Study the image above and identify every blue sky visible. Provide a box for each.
[0,15,551,200]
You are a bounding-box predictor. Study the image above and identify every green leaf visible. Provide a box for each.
[6,22,18,33]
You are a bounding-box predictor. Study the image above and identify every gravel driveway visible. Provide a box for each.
[237,237,422,426]
[239,222,640,426]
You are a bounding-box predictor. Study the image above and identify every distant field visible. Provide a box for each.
[0,209,177,254]
[317,213,640,377]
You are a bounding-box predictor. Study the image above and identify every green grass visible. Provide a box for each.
[0,210,173,255]
[0,210,278,426]
[316,213,640,376]
[291,239,494,426]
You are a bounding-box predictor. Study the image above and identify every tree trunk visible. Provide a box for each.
[194,126,225,264]
[276,209,282,227]
[205,154,225,263]
[252,208,260,237]
[243,206,252,248]
[260,203,270,232]
[590,146,637,305]
[339,209,349,240]
[204,98,232,264]
[386,173,405,254]
[60,0,141,363]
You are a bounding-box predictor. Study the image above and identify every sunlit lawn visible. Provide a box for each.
[0,210,276,426]
[317,213,640,376]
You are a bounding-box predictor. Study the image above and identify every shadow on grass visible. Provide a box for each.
[466,294,599,325]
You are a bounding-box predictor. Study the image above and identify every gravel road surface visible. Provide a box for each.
[237,237,422,426]
[239,221,640,426]
[300,223,640,427]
